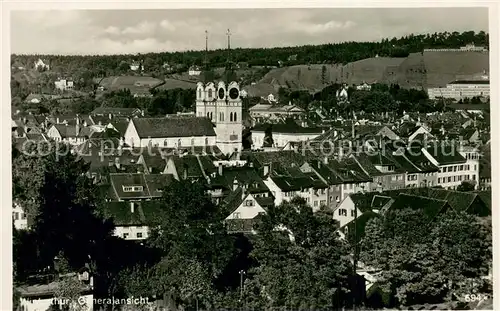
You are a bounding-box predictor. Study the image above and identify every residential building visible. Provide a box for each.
[349,153,406,191]
[189,66,201,76]
[103,201,161,240]
[224,187,273,234]
[46,122,93,145]
[91,107,143,118]
[423,144,479,190]
[34,58,50,70]
[428,80,490,100]
[356,82,372,91]
[195,81,243,154]
[130,62,143,71]
[424,44,488,52]
[249,102,306,121]
[13,202,28,230]
[54,79,74,91]
[251,120,323,149]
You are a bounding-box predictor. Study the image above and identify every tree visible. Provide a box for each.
[119,179,236,309]
[360,208,491,307]
[12,143,114,281]
[321,65,327,85]
[457,180,476,192]
[249,198,353,309]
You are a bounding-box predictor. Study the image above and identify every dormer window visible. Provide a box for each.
[123,186,143,192]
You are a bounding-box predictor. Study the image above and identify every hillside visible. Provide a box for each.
[247,50,489,93]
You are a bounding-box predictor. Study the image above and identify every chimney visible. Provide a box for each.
[141,110,145,117]
[115,157,120,169]
[218,163,223,176]
[130,201,135,213]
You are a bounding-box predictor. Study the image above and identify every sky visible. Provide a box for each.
[10,8,489,55]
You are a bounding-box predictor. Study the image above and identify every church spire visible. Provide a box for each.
[201,30,214,83]
[223,28,236,83]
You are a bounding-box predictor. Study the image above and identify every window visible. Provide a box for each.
[123,233,129,239]
[438,178,441,184]
[233,212,240,219]
[207,112,210,118]
[338,209,347,216]
[220,112,224,122]
[474,165,477,171]
[460,165,464,171]
[230,112,233,122]
[164,139,168,147]
[137,232,143,238]
[123,186,143,192]
[191,138,195,146]
[320,200,326,206]
[20,213,26,219]
[335,196,339,202]
[233,113,237,122]
[13,212,19,221]
[349,184,353,189]
[198,89,202,99]
[245,200,254,207]
[208,89,213,99]
[448,177,452,183]
[351,210,355,217]
[473,175,476,181]
[454,166,457,172]
[314,201,318,207]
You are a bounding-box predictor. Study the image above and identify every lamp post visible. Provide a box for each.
[239,270,246,302]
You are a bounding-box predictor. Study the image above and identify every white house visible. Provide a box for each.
[47,123,93,146]
[225,191,269,220]
[34,58,50,70]
[332,195,365,229]
[423,145,479,190]
[54,79,74,91]
[188,66,201,76]
[251,122,323,149]
[124,117,217,149]
[13,202,28,230]
[130,62,143,71]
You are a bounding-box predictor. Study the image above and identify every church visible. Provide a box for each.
[123,30,243,156]
[195,28,243,155]
[195,80,243,155]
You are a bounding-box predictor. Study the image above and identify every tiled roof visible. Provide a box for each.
[252,119,323,134]
[109,173,173,200]
[132,117,216,138]
[425,144,466,165]
[91,107,141,116]
[381,188,490,216]
[103,200,165,226]
[389,194,450,220]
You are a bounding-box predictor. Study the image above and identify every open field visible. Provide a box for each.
[98,76,164,91]
[246,50,489,94]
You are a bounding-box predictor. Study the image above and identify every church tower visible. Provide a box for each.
[195,29,242,155]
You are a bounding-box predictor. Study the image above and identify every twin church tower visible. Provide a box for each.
[195,29,242,155]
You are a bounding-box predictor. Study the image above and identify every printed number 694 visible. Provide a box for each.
[464,294,490,302]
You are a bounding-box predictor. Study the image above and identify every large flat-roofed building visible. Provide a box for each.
[428,80,490,100]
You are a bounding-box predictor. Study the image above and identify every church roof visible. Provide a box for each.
[131,117,216,138]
